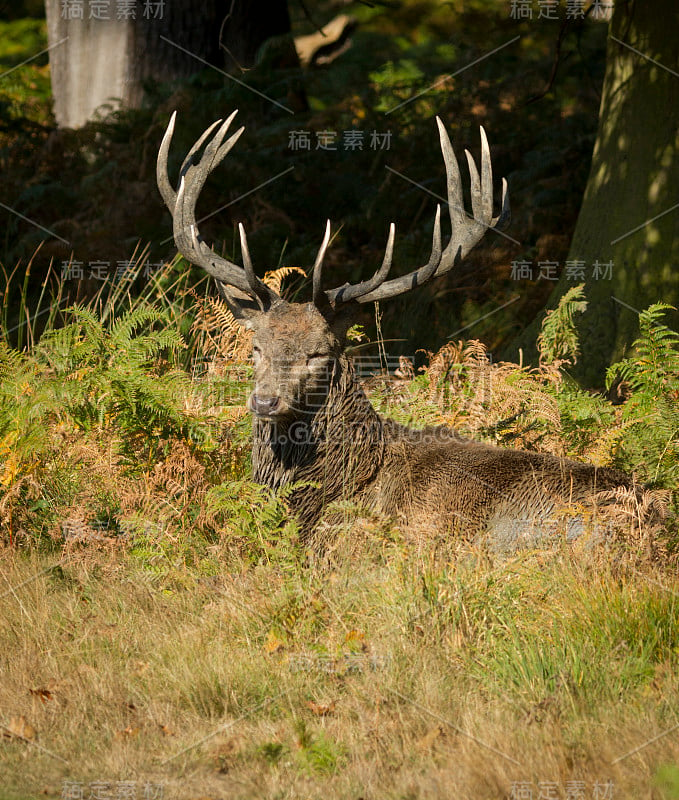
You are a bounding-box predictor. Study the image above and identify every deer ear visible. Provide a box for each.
[217,282,263,329]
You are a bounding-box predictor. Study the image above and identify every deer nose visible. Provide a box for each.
[251,394,281,417]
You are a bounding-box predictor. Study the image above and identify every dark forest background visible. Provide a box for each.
[0,0,640,380]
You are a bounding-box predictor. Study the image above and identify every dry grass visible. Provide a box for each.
[425,338,575,455]
[1,535,679,800]
[0,289,677,799]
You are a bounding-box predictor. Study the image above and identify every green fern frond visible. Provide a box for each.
[537,284,587,366]
[603,304,679,487]
[110,304,166,345]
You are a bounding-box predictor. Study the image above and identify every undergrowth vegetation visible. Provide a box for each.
[0,267,677,798]
[1,275,676,558]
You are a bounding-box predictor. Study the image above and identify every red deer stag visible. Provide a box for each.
[157,110,635,550]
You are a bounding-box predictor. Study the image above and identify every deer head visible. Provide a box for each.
[157,111,509,422]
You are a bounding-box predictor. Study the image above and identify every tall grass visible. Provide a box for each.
[0,260,677,799]
[1,547,678,799]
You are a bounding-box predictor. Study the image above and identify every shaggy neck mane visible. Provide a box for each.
[251,355,384,530]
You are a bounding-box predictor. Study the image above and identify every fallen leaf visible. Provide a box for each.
[114,725,140,740]
[264,630,286,654]
[344,630,367,651]
[29,689,53,703]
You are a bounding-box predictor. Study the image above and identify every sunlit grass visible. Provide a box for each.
[1,547,679,798]
[0,277,676,797]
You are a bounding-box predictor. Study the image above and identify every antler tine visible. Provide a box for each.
[466,131,509,229]
[326,223,396,304]
[179,116,244,225]
[437,120,485,269]
[239,224,277,308]
[178,117,224,183]
[158,112,281,303]
[495,177,511,229]
[356,205,442,304]
[437,116,467,230]
[157,111,178,212]
[464,148,481,221]
[479,126,493,221]
[157,114,240,213]
[328,119,507,305]
[312,220,332,306]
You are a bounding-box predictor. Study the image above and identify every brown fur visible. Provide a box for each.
[240,302,631,550]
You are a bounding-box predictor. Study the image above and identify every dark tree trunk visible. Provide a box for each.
[221,0,295,70]
[509,0,679,387]
[127,2,230,105]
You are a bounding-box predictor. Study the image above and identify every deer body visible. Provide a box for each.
[157,111,632,548]
[246,308,628,544]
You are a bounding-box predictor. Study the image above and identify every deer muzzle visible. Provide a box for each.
[248,393,284,418]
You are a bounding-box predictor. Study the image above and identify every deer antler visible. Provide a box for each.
[157,110,279,308]
[158,113,509,312]
[316,119,509,305]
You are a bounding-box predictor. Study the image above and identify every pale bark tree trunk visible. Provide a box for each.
[511,0,679,387]
[45,0,294,129]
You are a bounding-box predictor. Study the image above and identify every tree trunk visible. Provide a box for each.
[221,0,295,70]
[44,0,295,128]
[509,0,679,387]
